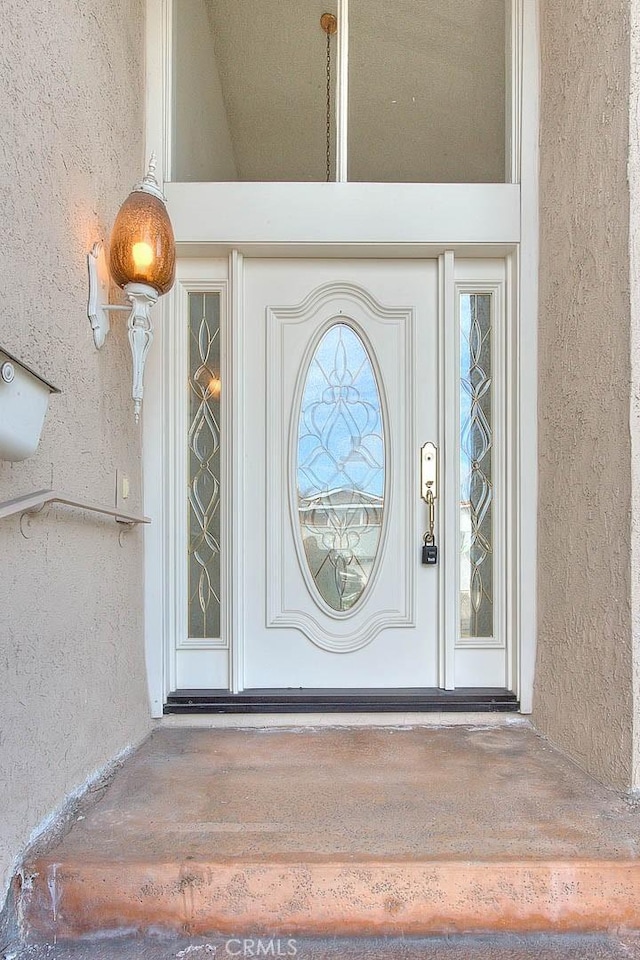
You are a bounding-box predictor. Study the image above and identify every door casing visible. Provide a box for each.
[142,0,540,714]
[157,253,514,696]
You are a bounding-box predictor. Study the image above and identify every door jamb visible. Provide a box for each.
[516,0,539,712]
[439,251,456,690]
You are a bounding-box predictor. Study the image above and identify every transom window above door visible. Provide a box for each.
[172,0,509,183]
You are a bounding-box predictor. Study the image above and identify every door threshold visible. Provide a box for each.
[164,688,519,714]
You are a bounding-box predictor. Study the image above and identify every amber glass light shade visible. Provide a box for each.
[109,190,176,296]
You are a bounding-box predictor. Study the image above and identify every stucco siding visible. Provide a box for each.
[536,0,633,788]
[630,0,640,793]
[0,0,151,901]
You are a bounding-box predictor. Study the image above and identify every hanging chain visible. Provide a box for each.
[325,29,332,182]
[423,488,435,545]
[321,13,337,182]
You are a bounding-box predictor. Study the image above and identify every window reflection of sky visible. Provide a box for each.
[297,308,479,503]
[297,325,384,500]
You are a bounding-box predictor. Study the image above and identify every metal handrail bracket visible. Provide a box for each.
[0,489,150,526]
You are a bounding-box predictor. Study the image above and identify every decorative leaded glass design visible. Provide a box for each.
[460,293,493,638]
[188,293,221,639]
[296,323,385,612]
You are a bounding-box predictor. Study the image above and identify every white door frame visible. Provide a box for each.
[143,0,539,715]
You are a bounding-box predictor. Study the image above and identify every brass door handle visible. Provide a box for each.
[421,443,438,565]
[420,442,437,502]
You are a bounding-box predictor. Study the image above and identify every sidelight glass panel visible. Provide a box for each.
[460,293,493,638]
[296,324,385,612]
[349,0,506,182]
[188,292,221,639]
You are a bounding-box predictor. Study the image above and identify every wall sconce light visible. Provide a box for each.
[87,155,176,422]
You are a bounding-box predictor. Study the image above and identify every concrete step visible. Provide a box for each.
[18,726,640,940]
[8,933,640,960]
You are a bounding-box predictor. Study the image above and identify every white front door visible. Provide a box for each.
[163,254,511,698]
[242,259,438,688]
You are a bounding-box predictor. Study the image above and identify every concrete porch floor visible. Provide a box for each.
[19,725,640,941]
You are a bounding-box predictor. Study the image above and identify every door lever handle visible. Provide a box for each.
[421,443,438,565]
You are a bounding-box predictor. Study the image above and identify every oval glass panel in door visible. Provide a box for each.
[296,323,385,612]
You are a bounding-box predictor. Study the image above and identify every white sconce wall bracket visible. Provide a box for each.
[87,243,158,422]
[126,282,158,423]
[87,241,129,350]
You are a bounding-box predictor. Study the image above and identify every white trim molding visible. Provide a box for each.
[439,251,456,690]
[515,0,540,712]
[229,251,245,694]
[166,183,520,250]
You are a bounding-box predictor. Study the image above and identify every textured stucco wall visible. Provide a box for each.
[630,0,640,792]
[536,0,634,788]
[0,0,152,901]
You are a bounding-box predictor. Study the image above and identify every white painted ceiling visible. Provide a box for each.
[201,0,505,182]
